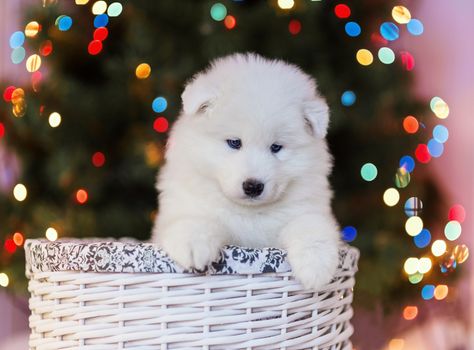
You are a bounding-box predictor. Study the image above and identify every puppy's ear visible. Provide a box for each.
[302,99,329,138]
[181,78,216,116]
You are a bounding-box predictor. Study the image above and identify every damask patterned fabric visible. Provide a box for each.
[25,239,359,276]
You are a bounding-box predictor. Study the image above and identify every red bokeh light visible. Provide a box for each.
[76,189,88,204]
[334,4,351,19]
[224,15,236,30]
[400,51,415,71]
[4,239,16,254]
[88,40,103,55]
[92,151,106,167]
[415,144,431,163]
[94,27,109,41]
[288,19,302,35]
[0,123,4,139]
[39,40,53,56]
[153,117,169,133]
[448,204,466,223]
[3,86,16,102]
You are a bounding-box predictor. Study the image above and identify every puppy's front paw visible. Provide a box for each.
[288,244,339,290]
[157,221,225,270]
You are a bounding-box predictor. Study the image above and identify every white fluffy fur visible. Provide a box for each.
[152,53,340,289]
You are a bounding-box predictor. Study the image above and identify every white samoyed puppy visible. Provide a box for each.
[152,53,340,289]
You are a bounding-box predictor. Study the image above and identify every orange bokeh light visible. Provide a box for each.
[403,115,419,134]
[434,285,449,300]
[76,189,88,204]
[13,232,24,246]
[402,305,418,320]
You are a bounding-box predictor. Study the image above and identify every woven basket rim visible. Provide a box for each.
[24,238,359,276]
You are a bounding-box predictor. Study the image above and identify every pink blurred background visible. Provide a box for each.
[0,1,472,349]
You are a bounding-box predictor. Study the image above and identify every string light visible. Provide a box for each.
[13,184,27,201]
[153,117,169,133]
[48,112,62,128]
[383,188,399,206]
[434,285,448,300]
[136,63,151,79]
[431,240,447,257]
[45,227,58,241]
[76,189,88,204]
[0,273,9,287]
[402,306,418,320]
[13,232,24,246]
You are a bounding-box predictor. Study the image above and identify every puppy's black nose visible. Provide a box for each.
[242,179,264,198]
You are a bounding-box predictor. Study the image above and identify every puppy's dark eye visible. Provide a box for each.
[226,139,242,150]
[270,143,283,153]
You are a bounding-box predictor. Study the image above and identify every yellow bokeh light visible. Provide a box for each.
[13,183,27,201]
[278,0,294,10]
[26,54,42,73]
[405,216,423,236]
[75,0,90,4]
[383,188,400,206]
[48,112,62,128]
[25,21,41,38]
[0,273,9,287]
[418,257,432,274]
[135,63,151,79]
[45,227,58,241]
[389,338,405,350]
[92,0,107,15]
[356,49,374,66]
[434,284,448,300]
[431,239,447,257]
[433,99,449,119]
[392,6,411,24]
[403,257,419,275]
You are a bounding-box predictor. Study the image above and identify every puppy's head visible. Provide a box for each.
[173,53,331,206]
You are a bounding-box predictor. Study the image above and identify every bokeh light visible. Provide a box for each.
[92,1,107,15]
[94,14,109,28]
[211,3,228,20]
[13,183,27,201]
[88,40,103,55]
[453,244,469,264]
[341,90,356,106]
[356,49,373,66]
[408,272,423,284]
[0,273,9,288]
[360,163,377,181]
[26,54,42,72]
[25,21,41,38]
[288,19,301,35]
[13,232,24,246]
[152,97,168,113]
[345,22,361,37]
[432,124,449,143]
[440,255,457,275]
[421,284,435,300]
[380,22,399,41]
[404,257,419,275]
[383,188,399,206]
[392,5,411,24]
[9,31,25,49]
[444,220,462,241]
[418,257,432,274]
[107,2,123,17]
[136,63,151,79]
[11,47,26,64]
[334,4,351,18]
[404,197,423,217]
[405,216,423,236]
[56,15,73,31]
[389,339,405,350]
[378,47,395,64]
[341,226,357,242]
[403,306,418,320]
[92,151,106,167]
[11,88,25,104]
[434,285,448,300]
[415,144,431,163]
[225,15,237,30]
[394,167,410,188]
[414,229,431,248]
[39,40,53,56]
[76,189,88,204]
[431,239,447,257]
[3,86,16,102]
[0,123,4,139]
[402,115,419,134]
[45,227,58,241]
[427,139,444,158]
[407,19,424,36]
[448,204,465,223]
[399,155,415,173]
[153,117,169,133]
[430,96,449,119]
[48,112,62,128]
[94,27,109,41]
[400,51,415,71]
[4,239,16,254]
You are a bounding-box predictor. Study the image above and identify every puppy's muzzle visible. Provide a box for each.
[242,179,264,198]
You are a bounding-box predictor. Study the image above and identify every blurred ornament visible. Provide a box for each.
[402,115,419,134]
[356,49,373,66]
[452,244,469,264]
[360,163,377,181]
[444,220,461,241]
[136,63,151,79]
[345,22,361,37]
[341,226,357,242]
[288,19,301,35]
[341,90,356,106]
[415,144,431,163]
[153,117,169,133]
[380,22,399,41]
[225,15,237,30]
[448,204,465,223]
[378,47,395,64]
[405,216,423,236]
[56,15,73,31]
[92,1,107,15]
[211,3,227,20]
[107,2,123,17]
[431,239,447,257]
[383,188,399,206]
[394,167,410,188]
[392,6,411,24]
[433,125,449,143]
[25,21,41,37]
[404,197,423,217]
[407,19,424,36]
[334,4,350,18]
[414,229,431,248]
[26,54,42,72]
[400,51,415,71]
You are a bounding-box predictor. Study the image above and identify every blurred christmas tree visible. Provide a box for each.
[0,0,444,308]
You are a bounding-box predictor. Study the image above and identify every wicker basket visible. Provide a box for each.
[25,239,359,350]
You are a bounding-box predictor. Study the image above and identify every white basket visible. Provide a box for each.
[25,239,359,350]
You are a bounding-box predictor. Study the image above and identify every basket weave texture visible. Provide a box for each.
[25,239,359,350]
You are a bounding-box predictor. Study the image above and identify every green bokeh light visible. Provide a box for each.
[210,3,227,21]
[361,163,378,181]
